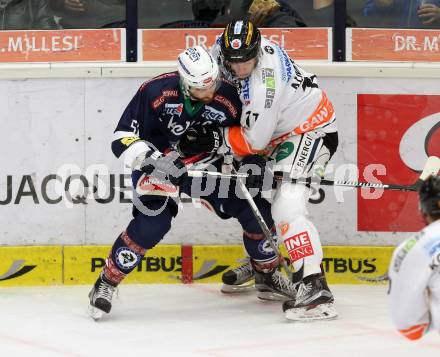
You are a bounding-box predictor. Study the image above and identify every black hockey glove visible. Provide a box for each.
[178,125,223,156]
[239,155,273,190]
[141,150,186,186]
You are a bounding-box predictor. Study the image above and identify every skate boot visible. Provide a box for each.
[282,273,337,321]
[221,259,255,293]
[88,273,117,320]
[254,266,297,301]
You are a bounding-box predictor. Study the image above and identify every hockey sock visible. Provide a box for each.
[103,231,147,285]
[242,230,279,272]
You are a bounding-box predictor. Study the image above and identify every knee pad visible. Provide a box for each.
[103,203,174,285]
[127,202,173,250]
[228,197,273,234]
[271,182,307,224]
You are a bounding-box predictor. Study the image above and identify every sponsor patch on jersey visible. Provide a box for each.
[115,247,139,270]
[423,236,440,256]
[164,103,184,117]
[120,136,140,147]
[264,45,274,54]
[202,105,227,123]
[167,116,191,136]
[275,46,293,83]
[430,253,440,271]
[294,93,335,134]
[275,142,294,162]
[262,68,275,108]
[240,78,251,105]
[214,94,238,118]
[163,90,178,97]
[152,95,165,109]
[284,231,314,262]
[393,235,422,272]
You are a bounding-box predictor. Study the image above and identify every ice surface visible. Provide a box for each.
[0,284,439,356]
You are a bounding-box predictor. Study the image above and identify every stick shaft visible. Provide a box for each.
[230,166,292,278]
[188,170,418,191]
[189,154,440,192]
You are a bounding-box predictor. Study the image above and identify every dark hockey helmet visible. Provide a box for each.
[418,175,440,217]
[220,19,261,63]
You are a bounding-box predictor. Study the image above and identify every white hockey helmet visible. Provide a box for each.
[177,46,220,96]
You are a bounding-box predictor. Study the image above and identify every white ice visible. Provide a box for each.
[0,284,439,357]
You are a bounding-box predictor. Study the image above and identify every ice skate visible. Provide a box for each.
[255,266,297,301]
[221,259,255,293]
[88,273,117,320]
[283,273,337,321]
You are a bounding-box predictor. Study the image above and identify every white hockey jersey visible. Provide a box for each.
[388,219,440,340]
[212,37,337,156]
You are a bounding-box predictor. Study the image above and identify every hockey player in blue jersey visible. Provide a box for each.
[88,46,297,320]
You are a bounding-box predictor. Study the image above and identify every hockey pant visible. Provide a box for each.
[270,131,338,278]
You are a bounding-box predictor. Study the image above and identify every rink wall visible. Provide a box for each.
[0,244,392,286]
[0,61,439,250]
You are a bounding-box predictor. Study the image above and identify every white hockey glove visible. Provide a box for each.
[141,150,186,186]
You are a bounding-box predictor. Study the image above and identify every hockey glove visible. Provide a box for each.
[178,125,223,156]
[239,155,273,190]
[141,150,186,186]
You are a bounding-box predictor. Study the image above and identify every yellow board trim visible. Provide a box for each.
[64,245,181,285]
[0,246,62,286]
[0,245,394,286]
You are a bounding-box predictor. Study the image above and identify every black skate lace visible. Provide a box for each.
[272,270,296,293]
[97,281,115,302]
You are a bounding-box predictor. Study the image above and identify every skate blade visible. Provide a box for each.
[257,291,292,302]
[285,302,338,322]
[221,283,255,294]
[88,304,104,321]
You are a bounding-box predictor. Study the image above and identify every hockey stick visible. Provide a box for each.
[188,156,440,192]
[226,162,293,279]
[187,157,292,275]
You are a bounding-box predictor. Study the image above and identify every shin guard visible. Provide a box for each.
[103,231,147,285]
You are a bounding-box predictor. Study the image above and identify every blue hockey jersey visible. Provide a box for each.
[111,71,242,163]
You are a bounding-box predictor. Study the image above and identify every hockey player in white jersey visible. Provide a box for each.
[181,20,338,320]
[388,175,440,340]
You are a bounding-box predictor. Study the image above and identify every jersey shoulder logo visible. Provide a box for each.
[264,45,274,54]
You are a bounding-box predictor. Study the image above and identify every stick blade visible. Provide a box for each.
[419,156,440,181]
